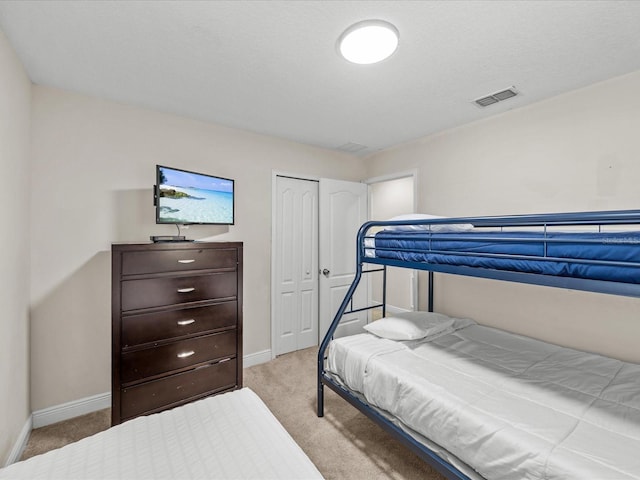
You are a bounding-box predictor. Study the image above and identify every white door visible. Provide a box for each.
[319,178,369,339]
[274,176,319,355]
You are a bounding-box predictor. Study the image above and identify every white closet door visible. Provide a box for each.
[274,176,319,355]
[318,178,368,339]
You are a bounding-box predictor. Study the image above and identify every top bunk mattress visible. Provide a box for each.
[326,322,640,480]
[368,230,640,284]
[0,388,323,480]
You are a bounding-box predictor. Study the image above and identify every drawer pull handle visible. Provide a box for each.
[178,259,195,264]
[177,287,195,293]
[177,351,195,359]
[177,319,195,326]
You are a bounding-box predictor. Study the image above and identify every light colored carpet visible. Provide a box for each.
[244,347,445,480]
[21,347,445,479]
[20,408,111,461]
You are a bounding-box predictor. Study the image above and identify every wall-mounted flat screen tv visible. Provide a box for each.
[155,165,235,225]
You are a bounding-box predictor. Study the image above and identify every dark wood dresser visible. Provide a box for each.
[111,241,243,425]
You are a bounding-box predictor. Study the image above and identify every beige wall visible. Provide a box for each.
[0,30,31,464]
[366,71,640,362]
[29,86,366,411]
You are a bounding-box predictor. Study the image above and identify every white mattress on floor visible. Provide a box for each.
[327,324,640,480]
[1,388,323,480]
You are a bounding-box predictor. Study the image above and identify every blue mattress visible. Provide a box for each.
[372,230,640,284]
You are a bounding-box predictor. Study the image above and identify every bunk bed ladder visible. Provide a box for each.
[317,263,386,417]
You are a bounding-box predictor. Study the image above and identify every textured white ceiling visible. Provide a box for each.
[1,0,640,156]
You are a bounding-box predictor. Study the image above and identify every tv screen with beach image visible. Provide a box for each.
[157,166,234,224]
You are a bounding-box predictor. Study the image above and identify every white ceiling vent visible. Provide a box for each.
[336,142,368,153]
[474,87,518,107]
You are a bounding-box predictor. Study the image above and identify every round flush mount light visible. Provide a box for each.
[338,20,399,64]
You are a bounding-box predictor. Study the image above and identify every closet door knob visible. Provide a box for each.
[322,269,330,277]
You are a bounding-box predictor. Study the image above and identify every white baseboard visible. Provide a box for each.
[32,391,111,429]
[5,416,32,466]
[243,349,271,368]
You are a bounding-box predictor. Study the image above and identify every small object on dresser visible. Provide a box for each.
[150,235,187,242]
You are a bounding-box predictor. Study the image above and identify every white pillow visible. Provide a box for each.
[385,213,473,232]
[364,311,455,341]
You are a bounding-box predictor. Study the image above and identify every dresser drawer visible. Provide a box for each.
[121,248,237,275]
[120,359,236,420]
[121,272,237,311]
[121,330,236,384]
[122,302,237,348]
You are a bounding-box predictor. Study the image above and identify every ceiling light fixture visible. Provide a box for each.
[338,20,399,65]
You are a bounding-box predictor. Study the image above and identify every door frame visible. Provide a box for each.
[365,169,419,313]
[271,170,320,360]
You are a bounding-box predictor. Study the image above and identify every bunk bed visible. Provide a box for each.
[317,209,640,480]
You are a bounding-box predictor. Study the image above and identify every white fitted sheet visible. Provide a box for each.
[1,388,323,480]
[327,325,640,480]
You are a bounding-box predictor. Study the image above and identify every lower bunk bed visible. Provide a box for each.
[1,388,323,480]
[326,312,640,479]
[318,209,640,480]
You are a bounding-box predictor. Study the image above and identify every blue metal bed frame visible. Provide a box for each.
[317,209,640,480]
